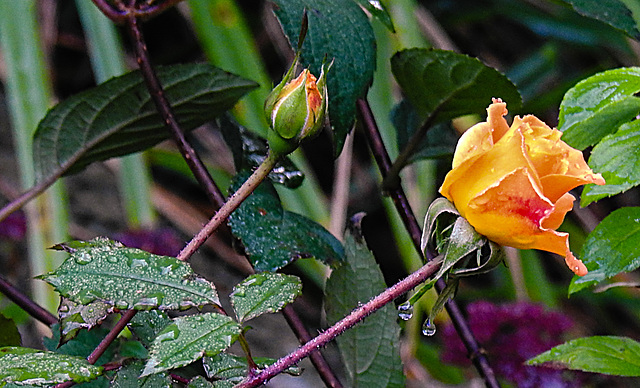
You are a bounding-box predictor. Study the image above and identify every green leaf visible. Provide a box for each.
[39,237,219,311]
[558,67,640,149]
[352,0,395,32]
[58,299,110,343]
[112,360,171,388]
[218,114,304,189]
[33,63,257,183]
[141,313,241,376]
[324,225,405,388]
[228,172,344,272]
[230,273,302,323]
[129,310,173,348]
[526,336,640,376]
[0,346,103,386]
[272,0,376,154]
[563,0,640,39]
[581,120,640,205]
[0,314,20,347]
[392,100,457,162]
[391,48,521,124]
[569,207,640,294]
[187,376,215,388]
[203,353,301,385]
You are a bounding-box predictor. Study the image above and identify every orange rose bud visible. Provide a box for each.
[439,99,605,276]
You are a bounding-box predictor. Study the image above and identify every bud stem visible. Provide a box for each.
[177,151,282,261]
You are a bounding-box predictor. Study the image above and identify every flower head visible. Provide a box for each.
[265,59,330,155]
[439,99,605,276]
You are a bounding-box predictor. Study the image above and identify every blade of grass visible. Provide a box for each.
[76,0,155,228]
[0,0,69,313]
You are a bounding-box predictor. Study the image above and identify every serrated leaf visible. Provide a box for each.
[129,310,173,348]
[218,114,304,188]
[0,314,20,347]
[58,299,110,343]
[39,237,219,311]
[33,63,257,183]
[581,120,640,205]
[392,100,458,162]
[324,228,405,388]
[526,336,640,376]
[228,172,344,272]
[0,346,103,386]
[141,313,241,377]
[569,207,640,294]
[353,0,395,32]
[44,324,119,367]
[230,273,302,323]
[187,376,215,388]
[112,360,171,388]
[203,353,301,385]
[558,67,640,149]
[563,0,640,39]
[272,0,376,154]
[392,48,521,124]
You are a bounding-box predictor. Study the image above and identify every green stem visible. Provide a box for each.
[177,152,281,261]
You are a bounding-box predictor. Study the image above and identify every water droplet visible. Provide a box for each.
[422,319,436,336]
[115,300,129,310]
[74,253,92,265]
[234,289,246,297]
[397,301,413,320]
[106,254,118,263]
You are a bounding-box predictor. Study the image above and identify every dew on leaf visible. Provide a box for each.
[397,301,413,321]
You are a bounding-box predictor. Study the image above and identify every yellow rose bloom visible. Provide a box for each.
[440,99,605,276]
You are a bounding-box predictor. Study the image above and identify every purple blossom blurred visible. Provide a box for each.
[0,211,26,241]
[441,301,586,387]
[112,228,183,257]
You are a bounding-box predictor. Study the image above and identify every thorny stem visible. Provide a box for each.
[126,13,227,208]
[89,0,184,24]
[176,151,281,261]
[382,108,440,192]
[357,98,500,388]
[282,305,343,388]
[235,257,444,388]
[0,276,57,326]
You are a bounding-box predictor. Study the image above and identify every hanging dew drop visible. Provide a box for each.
[422,319,436,336]
[397,301,413,320]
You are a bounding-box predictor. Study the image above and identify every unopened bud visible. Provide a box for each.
[265,60,330,155]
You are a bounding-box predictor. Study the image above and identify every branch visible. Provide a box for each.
[357,98,500,388]
[126,14,227,208]
[236,257,444,387]
[0,276,57,326]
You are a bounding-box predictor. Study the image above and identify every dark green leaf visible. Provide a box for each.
[392,100,457,162]
[58,299,110,343]
[527,336,640,376]
[570,207,640,294]
[141,313,241,376]
[118,341,149,360]
[435,217,485,281]
[563,0,640,39]
[581,120,640,205]
[129,311,173,348]
[0,314,20,347]
[392,48,521,124]
[218,114,304,188]
[203,353,301,385]
[187,376,215,388]
[228,172,344,272]
[324,226,405,388]
[558,67,640,149]
[230,273,302,323]
[39,237,219,311]
[112,360,171,388]
[352,0,395,32]
[0,346,103,386]
[44,324,118,367]
[272,0,376,154]
[33,63,257,182]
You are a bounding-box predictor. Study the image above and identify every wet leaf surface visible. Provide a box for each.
[230,273,302,323]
